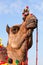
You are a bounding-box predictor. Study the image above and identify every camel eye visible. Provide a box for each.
[13,28,17,31]
[12,26,19,34]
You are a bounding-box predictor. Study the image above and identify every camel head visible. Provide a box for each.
[6,14,38,50]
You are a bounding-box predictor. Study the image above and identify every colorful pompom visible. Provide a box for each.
[0,43,3,47]
[15,60,19,65]
[26,6,29,9]
[8,58,13,64]
[2,63,8,65]
[30,13,33,15]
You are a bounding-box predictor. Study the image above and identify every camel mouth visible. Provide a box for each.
[20,33,30,46]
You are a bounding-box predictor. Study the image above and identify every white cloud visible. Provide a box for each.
[0,1,23,14]
[10,1,23,14]
[34,2,43,12]
[0,2,10,14]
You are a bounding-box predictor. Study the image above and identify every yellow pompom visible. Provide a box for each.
[0,38,2,42]
[0,38,3,46]
[2,63,8,65]
[0,43,3,46]
[13,61,16,65]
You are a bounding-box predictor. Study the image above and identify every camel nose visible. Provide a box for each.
[36,19,38,22]
[35,19,38,24]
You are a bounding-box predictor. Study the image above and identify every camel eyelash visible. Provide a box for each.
[11,27,20,34]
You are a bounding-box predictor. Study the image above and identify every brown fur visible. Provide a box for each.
[0,14,38,64]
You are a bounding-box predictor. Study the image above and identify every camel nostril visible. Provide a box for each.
[36,19,38,22]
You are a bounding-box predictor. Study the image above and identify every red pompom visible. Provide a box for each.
[26,6,29,8]
[5,56,8,60]
[30,13,33,15]
[0,61,5,64]
[0,46,2,48]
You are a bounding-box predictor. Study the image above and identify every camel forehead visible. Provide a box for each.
[10,14,36,29]
[10,24,21,29]
[26,14,37,19]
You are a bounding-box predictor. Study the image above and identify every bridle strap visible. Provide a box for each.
[36,23,38,65]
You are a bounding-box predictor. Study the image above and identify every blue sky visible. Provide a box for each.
[0,0,43,65]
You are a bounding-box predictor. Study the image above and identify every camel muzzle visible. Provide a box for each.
[26,18,38,29]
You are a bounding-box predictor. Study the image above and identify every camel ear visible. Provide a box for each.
[6,25,10,34]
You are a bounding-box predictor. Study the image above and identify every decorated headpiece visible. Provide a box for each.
[26,6,29,9]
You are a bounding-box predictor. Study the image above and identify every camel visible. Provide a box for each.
[0,14,38,65]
